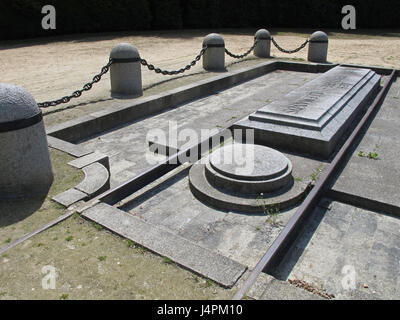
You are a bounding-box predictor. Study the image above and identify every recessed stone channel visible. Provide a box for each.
[189,143,308,213]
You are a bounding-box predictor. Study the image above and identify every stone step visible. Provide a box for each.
[52,162,110,207]
[82,202,247,288]
[68,152,110,172]
[75,162,110,198]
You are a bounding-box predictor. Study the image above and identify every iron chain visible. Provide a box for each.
[37,59,113,108]
[37,38,271,109]
[271,37,309,54]
[140,47,207,76]
[224,40,258,59]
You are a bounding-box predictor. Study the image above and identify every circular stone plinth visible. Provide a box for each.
[188,143,306,213]
[189,162,307,214]
[209,144,289,181]
[205,144,292,194]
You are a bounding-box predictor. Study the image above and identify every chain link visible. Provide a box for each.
[37,38,273,108]
[140,47,207,76]
[224,40,258,59]
[37,59,113,108]
[271,37,309,54]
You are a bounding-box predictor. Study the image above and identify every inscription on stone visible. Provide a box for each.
[282,91,324,114]
[249,66,376,129]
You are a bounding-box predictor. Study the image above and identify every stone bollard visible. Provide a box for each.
[0,83,53,201]
[254,29,271,58]
[202,33,225,71]
[110,43,142,98]
[307,31,329,63]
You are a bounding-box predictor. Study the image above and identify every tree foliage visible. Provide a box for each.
[1,0,399,40]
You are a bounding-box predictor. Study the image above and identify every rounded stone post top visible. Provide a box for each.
[0,83,39,123]
[309,31,328,43]
[255,29,271,40]
[202,33,225,47]
[110,42,140,60]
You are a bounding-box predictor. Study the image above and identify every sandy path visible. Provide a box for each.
[1,29,399,119]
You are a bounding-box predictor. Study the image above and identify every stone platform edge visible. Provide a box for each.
[46,60,278,143]
[45,61,398,145]
[45,60,398,145]
[81,202,247,288]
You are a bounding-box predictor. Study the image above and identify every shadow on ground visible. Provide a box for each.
[0,198,45,227]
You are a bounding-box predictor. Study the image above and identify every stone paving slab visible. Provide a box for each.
[79,70,319,187]
[82,202,247,288]
[117,161,319,270]
[147,71,318,153]
[52,188,87,207]
[270,199,400,300]
[247,273,324,300]
[47,136,91,158]
[330,78,400,214]
[68,152,109,171]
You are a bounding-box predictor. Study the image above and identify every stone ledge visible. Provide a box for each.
[68,152,110,172]
[45,61,278,143]
[75,162,110,198]
[52,154,111,208]
[47,135,92,158]
[52,188,87,207]
[82,202,247,288]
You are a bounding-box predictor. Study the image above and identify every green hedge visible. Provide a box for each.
[1,0,399,40]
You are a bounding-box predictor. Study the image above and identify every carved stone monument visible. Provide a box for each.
[233,66,380,158]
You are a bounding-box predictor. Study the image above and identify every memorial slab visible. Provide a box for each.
[233,66,381,158]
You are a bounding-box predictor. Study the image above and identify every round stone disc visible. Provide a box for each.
[209,143,290,181]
